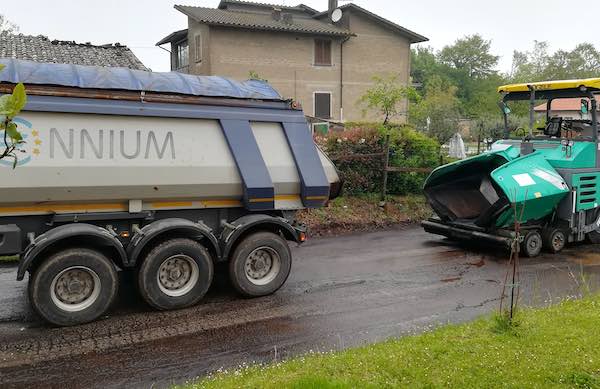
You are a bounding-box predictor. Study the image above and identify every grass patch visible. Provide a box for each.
[297,194,431,237]
[179,295,600,388]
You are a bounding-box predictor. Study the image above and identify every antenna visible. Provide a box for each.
[331,8,343,23]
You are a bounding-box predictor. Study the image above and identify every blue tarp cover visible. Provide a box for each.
[0,58,283,100]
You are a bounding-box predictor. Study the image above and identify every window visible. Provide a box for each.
[314,39,332,66]
[175,40,189,69]
[194,34,202,63]
[314,92,332,119]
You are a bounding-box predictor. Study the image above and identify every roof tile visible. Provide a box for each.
[174,5,353,37]
[0,32,148,70]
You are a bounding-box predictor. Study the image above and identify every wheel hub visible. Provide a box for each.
[55,269,94,304]
[244,247,282,286]
[246,249,273,279]
[553,235,564,248]
[157,255,200,297]
[51,266,101,312]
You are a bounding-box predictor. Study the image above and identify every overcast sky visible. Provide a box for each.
[3,0,598,73]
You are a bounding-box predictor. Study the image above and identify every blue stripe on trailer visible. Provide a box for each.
[282,122,330,208]
[23,96,307,123]
[219,119,274,211]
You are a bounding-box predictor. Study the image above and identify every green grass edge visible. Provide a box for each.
[178,295,600,389]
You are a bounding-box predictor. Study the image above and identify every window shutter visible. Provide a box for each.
[323,41,331,65]
[314,39,332,66]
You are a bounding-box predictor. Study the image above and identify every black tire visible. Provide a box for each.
[588,231,600,244]
[28,248,119,327]
[229,232,292,297]
[542,228,566,253]
[137,238,213,311]
[521,231,543,258]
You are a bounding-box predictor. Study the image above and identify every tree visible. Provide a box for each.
[510,41,600,82]
[409,76,461,144]
[0,64,27,165]
[359,74,417,125]
[438,35,500,78]
[0,15,19,34]
[411,36,505,121]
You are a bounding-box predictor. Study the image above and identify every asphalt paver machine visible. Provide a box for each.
[422,79,600,257]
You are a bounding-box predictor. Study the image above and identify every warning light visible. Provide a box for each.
[299,231,307,242]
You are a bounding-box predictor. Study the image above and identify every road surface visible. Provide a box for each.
[1,225,600,388]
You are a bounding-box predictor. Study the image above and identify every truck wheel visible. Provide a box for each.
[521,231,543,258]
[542,228,566,253]
[137,238,213,311]
[229,232,292,297]
[28,248,119,326]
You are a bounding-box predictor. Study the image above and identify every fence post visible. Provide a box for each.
[380,134,390,207]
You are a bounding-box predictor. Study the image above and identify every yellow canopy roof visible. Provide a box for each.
[498,78,600,93]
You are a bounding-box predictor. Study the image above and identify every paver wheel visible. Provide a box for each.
[137,238,213,310]
[28,248,119,327]
[521,230,543,258]
[229,232,292,297]
[542,228,566,254]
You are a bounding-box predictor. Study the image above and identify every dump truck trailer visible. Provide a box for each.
[0,59,341,326]
[422,78,600,257]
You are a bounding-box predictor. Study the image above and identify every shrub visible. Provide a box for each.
[316,124,440,195]
[316,126,383,195]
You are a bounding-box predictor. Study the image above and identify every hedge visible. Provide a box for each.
[316,124,440,195]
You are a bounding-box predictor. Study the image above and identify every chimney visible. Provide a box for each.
[272,7,282,21]
[328,0,338,18]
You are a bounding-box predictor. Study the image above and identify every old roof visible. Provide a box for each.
[0,32,148,70]
[172,4,353,37]
[217,0,318,14]
[313,3,428,43]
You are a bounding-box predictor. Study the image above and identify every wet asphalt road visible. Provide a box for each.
[2,225,600,389]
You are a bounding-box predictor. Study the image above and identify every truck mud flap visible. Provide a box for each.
[421,219,512,247]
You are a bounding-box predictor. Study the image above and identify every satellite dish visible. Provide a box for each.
[331,8,343,23]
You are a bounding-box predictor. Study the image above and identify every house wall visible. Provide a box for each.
[183,12,413,123]
[187,19,211,75]
[206,26,344,121]
[341,11,411,123]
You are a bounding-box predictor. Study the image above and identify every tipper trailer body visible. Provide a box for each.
[0,59,341,326]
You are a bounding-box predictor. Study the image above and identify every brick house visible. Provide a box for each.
[0,32,147,70]
[157,0,427,123]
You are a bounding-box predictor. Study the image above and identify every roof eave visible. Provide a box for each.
[156,28,188,46]
[201,21,353,37]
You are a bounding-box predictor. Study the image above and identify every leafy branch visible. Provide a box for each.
[359,74,418,126]
[0,63,28,167]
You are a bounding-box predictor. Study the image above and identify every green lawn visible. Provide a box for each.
[0,255,18,263]
[180,296,600,389]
